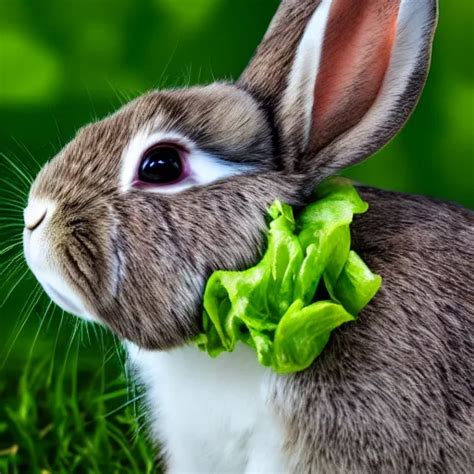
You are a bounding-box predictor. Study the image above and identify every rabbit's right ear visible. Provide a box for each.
[239,0,438,179]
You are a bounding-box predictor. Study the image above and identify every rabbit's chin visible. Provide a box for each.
[42,279,96,322]
[27,261,97,323]
[31,271,97,323]
[23,213,98,323]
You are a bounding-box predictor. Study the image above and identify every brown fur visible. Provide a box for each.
[24,0,473,471]
[30,84,302,348]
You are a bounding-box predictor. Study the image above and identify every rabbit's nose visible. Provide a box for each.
[24,200,48,231]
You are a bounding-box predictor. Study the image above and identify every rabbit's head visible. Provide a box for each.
[23,0,437,349]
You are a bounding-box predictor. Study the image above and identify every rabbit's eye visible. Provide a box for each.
[138,146,183,184]
[122,130,253,194]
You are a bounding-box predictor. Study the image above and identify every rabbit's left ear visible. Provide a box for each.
[239,0,438,177]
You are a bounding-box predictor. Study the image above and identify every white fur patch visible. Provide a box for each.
[280,0,333,146]
[127,342,286,473]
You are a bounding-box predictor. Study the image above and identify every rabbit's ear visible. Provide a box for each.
[239,0,437,177]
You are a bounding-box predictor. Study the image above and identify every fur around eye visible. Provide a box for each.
[120,129,255,195]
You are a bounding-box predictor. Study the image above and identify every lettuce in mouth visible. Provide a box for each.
[194,178,382,373]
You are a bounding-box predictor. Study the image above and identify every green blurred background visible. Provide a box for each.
[0,0,473,471]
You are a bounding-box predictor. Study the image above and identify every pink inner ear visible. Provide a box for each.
[311,0,400,153]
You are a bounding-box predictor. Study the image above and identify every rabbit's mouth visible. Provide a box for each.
[22,197,100,322]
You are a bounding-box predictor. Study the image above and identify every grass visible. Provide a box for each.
[0,314,160,473]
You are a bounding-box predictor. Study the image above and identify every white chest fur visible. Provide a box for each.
[127,343,286,473]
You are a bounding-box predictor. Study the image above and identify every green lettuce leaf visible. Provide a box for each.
[195,177,382,373]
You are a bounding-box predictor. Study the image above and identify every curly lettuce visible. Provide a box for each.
[194,178,382,373]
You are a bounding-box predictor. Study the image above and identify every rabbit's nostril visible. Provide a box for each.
[24,201,48,231]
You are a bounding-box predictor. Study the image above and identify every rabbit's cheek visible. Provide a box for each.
[23,198,101,322]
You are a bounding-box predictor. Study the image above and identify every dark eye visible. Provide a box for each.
[138,146,184,184]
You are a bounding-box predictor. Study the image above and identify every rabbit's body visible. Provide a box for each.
[22,0,473,471]
[277,187,473,473]
[129,188,473,473]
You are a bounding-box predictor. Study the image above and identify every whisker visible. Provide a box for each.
[80,319,93,346]
[0,224,24,235]
[0,203,26,216]
[0,216,23,223]
[0,155,33,189]
[0,262,26,287]
[0,194,27,207]
[106,80,129,107]
[0,260,24,281]
[0,185,28,202]
[22,300,59,379]
[44,298,58,332]
[90,318,100,344]
[60,318,81,378]
[83,85,99,122]
[0,226,24,236]
[0,240,22,256]
[0,151,35,183]
[0,268,22,297]
[0,212,24,221]
[1,146,37,171]
[100,345,119,370]
[0,247,24,267]
[0,198,26,209]
[0,178,28,199]
[0,284,43,367]
[51,115,65,151]
[0,234,22,245]
[0,267,30,308]
[10,137,44,173]
[113,336,126,372]
[0,253,26,282]
[154,42,179,90]
[25,298,54,364]
[47,309,65,386]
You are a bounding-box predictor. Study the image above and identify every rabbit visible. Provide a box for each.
[21,0,473,472]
